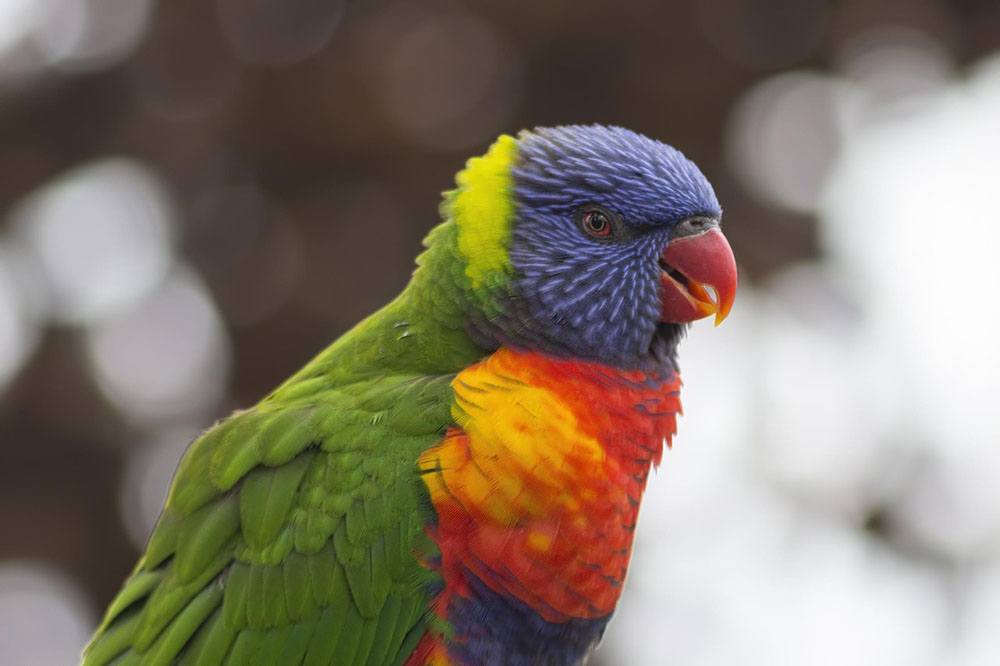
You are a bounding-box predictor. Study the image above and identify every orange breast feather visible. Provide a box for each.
[419,348,682,623]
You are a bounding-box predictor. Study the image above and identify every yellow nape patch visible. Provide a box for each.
[451,134,518,290]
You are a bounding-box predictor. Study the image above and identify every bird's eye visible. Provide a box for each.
[579,206,616,239]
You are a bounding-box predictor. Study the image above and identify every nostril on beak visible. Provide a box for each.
[673,216,719,240]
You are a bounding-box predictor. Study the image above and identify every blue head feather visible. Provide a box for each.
[473,125,720,367]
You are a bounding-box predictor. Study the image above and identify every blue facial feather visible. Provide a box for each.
[476,125,720,367]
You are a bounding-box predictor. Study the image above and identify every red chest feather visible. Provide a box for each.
[418,349,682,623]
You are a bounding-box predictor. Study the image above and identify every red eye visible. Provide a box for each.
[581,209,613,238]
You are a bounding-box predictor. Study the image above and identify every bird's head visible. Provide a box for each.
[444,124,737,368]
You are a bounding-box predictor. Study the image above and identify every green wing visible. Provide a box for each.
[84,372,454,666]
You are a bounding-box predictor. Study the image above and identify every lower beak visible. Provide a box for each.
[659,228,738,326]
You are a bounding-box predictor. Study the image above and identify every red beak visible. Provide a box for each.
[659,228,738,325]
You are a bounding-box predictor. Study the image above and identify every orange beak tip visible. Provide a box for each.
[714,293,735,326]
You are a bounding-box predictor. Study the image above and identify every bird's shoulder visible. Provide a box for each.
[83,370,458,666]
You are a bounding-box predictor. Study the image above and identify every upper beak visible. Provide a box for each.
[659,227,738,326]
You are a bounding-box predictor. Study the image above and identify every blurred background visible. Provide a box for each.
[1,0,999,663]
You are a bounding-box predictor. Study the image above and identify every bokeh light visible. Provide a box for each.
[0,562,94,666]
[84,267,230,424]
[0,0,39,56]
[726,71,852,213]
[0,0,151,79]
[959,564,1000,664]
[9,159,175,327]
[820,57,1000,560]
[753,263,905,516]
[835,26,953,110]
[33,0,153,72]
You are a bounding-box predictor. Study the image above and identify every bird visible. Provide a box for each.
[83,125,737,666]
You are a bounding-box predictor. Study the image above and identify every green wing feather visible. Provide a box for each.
[84,372,455,666]
[85,218,486,665]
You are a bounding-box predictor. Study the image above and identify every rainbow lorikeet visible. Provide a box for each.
[84,125,737,666]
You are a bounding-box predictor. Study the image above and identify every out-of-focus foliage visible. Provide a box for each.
[1,1,999,664]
